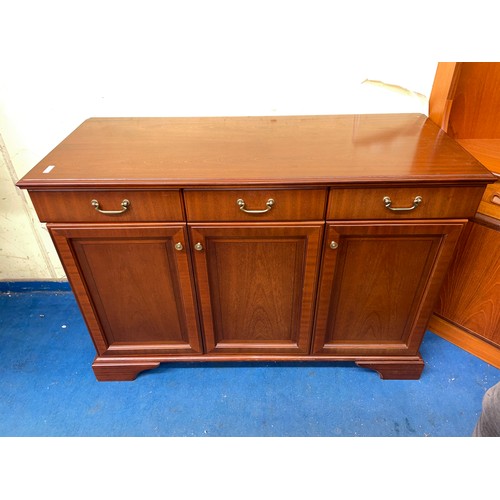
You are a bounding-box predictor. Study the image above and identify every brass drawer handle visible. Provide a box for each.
[383,195,422,212]
[91,199,130,215]
[491,193,500,206]
[236,198,275,214]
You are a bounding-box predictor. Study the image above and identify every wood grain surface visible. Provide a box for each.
[17,114,494,189]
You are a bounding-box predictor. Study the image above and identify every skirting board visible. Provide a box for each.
[0,281,71,293]
[428,314,500,370]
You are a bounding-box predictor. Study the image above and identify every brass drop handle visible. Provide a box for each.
[383,195,422,212]
[237,198,275,214]
[194,242,203,251]
[174,242,184,251]
[91,199,130,214]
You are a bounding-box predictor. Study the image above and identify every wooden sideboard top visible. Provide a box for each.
[17,113,495,189]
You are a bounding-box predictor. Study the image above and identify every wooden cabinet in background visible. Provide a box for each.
[17,114,495,381]
[434,220,500,350]
[427,62,500,368]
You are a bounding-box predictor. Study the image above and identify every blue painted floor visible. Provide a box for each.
[1,289,499,437]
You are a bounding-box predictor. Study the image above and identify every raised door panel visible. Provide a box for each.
[313,221,465,356]
[190,224,323,355]
[49,224,202,356]
[435,221,500,346]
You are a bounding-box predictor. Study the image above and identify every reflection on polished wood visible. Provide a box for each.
[18,114,490,188]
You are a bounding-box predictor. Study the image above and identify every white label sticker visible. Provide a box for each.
[43,165,55,174]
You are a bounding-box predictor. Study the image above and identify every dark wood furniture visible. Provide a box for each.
[17,114,495,381]
[427,63,500,368]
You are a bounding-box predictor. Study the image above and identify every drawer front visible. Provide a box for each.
[327,186,487,220]
[28,190,184,222]
[477,180,500,220]
[184,189,327,221]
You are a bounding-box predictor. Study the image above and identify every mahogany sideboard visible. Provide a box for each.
[17,114,495,381]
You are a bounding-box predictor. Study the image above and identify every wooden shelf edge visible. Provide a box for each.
[428,314,500,369]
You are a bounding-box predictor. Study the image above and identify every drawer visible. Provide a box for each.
[477,180,500,220]
[184,189,327,221]
[28,190,184,222]
[327,186,487,220]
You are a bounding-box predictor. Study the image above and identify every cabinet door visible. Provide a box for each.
[435,220,500,346]
[313,221,464,356]
[49,224,202,356]
[190,224,323,355]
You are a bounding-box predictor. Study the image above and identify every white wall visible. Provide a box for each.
[0,0,494,281]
